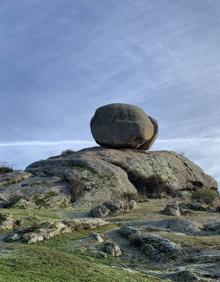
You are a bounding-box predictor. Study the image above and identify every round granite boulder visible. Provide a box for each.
[90,103,158,150]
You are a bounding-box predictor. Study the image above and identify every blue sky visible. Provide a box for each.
[0,0,219,185]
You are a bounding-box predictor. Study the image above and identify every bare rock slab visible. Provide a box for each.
[0,147,217,208]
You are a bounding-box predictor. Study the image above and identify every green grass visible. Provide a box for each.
[1,199,220,281]
[158,230,220,250]
[0,208,78,223]
[0,166,13,174]
[0,177,27,189]
[0,205,167,282]
[0,243,166,282]
[191,188,219,205]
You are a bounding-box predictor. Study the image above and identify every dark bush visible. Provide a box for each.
[61,149,75,157]
[0,165,13,174]
[0,212,11,223]
[191,188,219,205]
[127,173,178,198]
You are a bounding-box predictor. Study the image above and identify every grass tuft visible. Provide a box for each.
[191,188,219,205]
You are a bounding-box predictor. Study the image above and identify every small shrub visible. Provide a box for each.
[0,212,11,223]
[144,175,178,198]
[0,165,13,174]
[43,170,54,177]
[128,173,178,198]
[61,149,75,157]
[123,192,138,202]
[191,188,219,205]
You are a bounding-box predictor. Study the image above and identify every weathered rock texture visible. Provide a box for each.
[0,147,217,208]
[5,218,108,244]
[90,103,158,150]
[0,176,72,208]
[0,170,31,188]
[90,200,138,218]
[0,212,16,230]
[126,219,204,235]
[119,225,183,262]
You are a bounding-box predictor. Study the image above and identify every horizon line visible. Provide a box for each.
[0,137,219,147]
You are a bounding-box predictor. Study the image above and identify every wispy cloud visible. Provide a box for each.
[0,140,94,147]
[0,138,219,188]
[0,1,219,185]
[157,138,220,143]
[0,138,219,147]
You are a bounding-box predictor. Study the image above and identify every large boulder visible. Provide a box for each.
[0,147,217,208]
[90,103,158,150]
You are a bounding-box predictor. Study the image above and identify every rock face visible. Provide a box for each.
[161,203,181,217]
[119,225,182,262]
[90,200,138,218]
[5,218,108,244]
[0,147,217,208]
[126,219,204,235]
[0,212,16,230]
[101,241,122,257]
[0,175,72,208]
[90,103,158,150]
[0,170,31,189]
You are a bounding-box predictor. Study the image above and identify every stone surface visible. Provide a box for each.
[101,241,122,257]
[215,206,220,212]
[103,201,125,214]
[0,147,217,208]
[6,232,22,242]
[23,232,44,244]
[90,205,110,218]
[0,212,15,230]
[45,202,220,281]
[119,226,182,262]
[204,221,220,234]
[92,251,107,258]
[5,218,108,244]
[179,208,194,216]
[161,203,181,217]
[0,170,31,189]
[166,270,203,281]
[179,202,209,212]
[126,218,204,235]
[90,103,158,150]
[0,176,72,208]
[89,232,104,243]
[126,200,138,211]
[90,200,138,218]
[11,198,38,209]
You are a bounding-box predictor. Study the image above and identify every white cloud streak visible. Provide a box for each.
[157,138,220,143]
[0,138,219,147]
[0,140,95,147]
[0,138,219,188]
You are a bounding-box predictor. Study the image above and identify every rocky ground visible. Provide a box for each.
[0,199,220,282]
[0,147,217,210]
[0,137,218,281]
